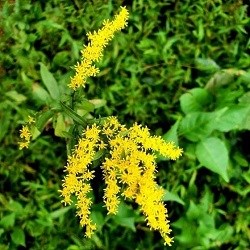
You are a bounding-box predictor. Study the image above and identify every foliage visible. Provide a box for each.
[0,0,249,249]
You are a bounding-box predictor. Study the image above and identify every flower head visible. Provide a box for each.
[69,6,129,90]
[61,116,183,245]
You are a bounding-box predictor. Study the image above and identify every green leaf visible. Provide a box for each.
[50,206,71,219]
[89,99,107,109]
[113,202,136,231]
[36,110,55,132]
[214,105,250,132]
[195,137,229,182]
[93,149,105,161]
[163,120,180,145]
[180,88,213,114]
[32,83,52,104]
[80,99,95,112]
[0,213,15,228]
[5,90,27,103]
[163,190,185,205]
[195,58,220,73]
[114,216,136,231]
[90,211,105,228]
[40,63,60,101]
[179,112,215,142]
[11,228,25,246]
[205,71,235,89]
[54,113,66,137]
[61,102,86,126]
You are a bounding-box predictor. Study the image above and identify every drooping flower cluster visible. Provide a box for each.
[18,116,35,149]
[69,6,129,90]
[60,117,183,245]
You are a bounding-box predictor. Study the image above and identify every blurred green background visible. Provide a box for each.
[0,0,249,249]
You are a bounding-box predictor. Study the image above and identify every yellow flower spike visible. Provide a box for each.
[69,7,129,90]
[61,115,182,245]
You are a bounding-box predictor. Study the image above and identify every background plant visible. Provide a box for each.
[0,0,249,249]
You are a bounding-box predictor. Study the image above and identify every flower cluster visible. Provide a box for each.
[60,117,183,245]
[18,116,35,149]
[69,6,129,90]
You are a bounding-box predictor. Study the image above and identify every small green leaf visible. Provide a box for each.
[89,99,107,109]
[180,88,212,114]
[163,120,180,145]
[50,206,71,219]
[163,190,185,205]
[5,90,27,103]
[40,63,60,101]
[93,149,105,161]
[195,137,229,182]
[11,228,25,246]
[36,110,55,132]
[195,58,220,73]
[90,211,105,228]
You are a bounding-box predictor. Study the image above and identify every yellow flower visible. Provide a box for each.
[69,6,129,89]
[61,116,183,245]
[27,115,35,124]
[18,125,32,150]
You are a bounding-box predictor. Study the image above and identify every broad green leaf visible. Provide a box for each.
[162,120,180,145]
[36,110,55,132]
[195,58,220,73]
[195,137,229,182]
[163,190,185,205]
[40,63,60,101]
[179,112,215,142]
[7,200,23,213]
[113,202,136,231]
[214,105,250,132]
[80,99,95,112]
[32,83,51,104]
[11,228,25,246]
[180,88,212,114]
[113,216,136,231]
[0,213,15,228]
